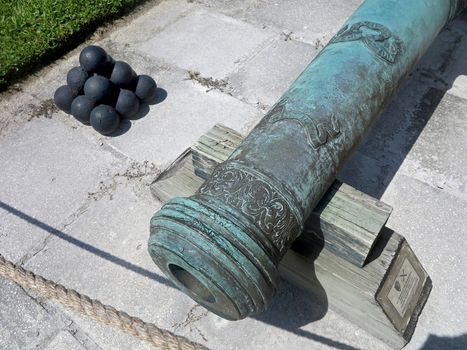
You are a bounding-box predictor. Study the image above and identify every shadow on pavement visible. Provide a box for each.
[0,201,174,289]
[420,333,467,350]
[338,16,467,199]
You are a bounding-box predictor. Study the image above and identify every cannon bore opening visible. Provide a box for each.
[168,264,216,304]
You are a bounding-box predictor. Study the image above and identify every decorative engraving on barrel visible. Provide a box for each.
[330,21,403,64]
[265,99,341,149]
[196,164,301,255]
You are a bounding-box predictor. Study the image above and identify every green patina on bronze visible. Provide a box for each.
[149,0,467,320]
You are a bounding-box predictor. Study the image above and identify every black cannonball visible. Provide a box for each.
[115,89,140,119]
[66,66,89,92]
[110,61,136,88]
[70,95,95,125]
[53,85,77,114]
[79,45,109,73]
[90,105,120,135]
[134,75,157,103]
[83,75,115,104]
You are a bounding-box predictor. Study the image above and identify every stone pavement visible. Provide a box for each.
[0,0,466,349]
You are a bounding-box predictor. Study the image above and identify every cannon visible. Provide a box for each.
[149,0,467,321]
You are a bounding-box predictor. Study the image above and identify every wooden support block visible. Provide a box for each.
[149,124,432,348]
[304,181,392,266]
[150,148,204,202]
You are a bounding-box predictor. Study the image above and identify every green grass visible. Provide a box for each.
[0,0,145,90]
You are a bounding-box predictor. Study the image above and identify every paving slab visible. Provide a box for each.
[231,0,363,44]
[45,330,87,350]
[108,0,194,46]
[0,90,42,139]
[135,9,275,79]
[448,75,467,99]
[0,278,63,350]
[53,310,153,350]
[0,117,123,263]
[189,0,259,17]
[229,38,318,107]
[397,92,467,200]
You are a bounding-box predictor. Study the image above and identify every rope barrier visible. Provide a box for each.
[0,255,209,350]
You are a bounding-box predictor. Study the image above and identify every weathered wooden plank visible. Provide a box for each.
[188,124,393,267]
[304,181,393,266]
[150,148,204,202]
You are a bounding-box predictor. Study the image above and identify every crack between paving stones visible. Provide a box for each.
[186,70,231,93]
[62,324,103,350]
[98,140,137,162]
[17,202,91,267]
[103,40,177,73]
[172,304,209,343]
[16,283,102,350]
[185,70,269,111]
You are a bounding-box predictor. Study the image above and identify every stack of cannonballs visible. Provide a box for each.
[54,45,157,135]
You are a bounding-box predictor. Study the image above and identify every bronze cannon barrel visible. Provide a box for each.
[149,0,466,320]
